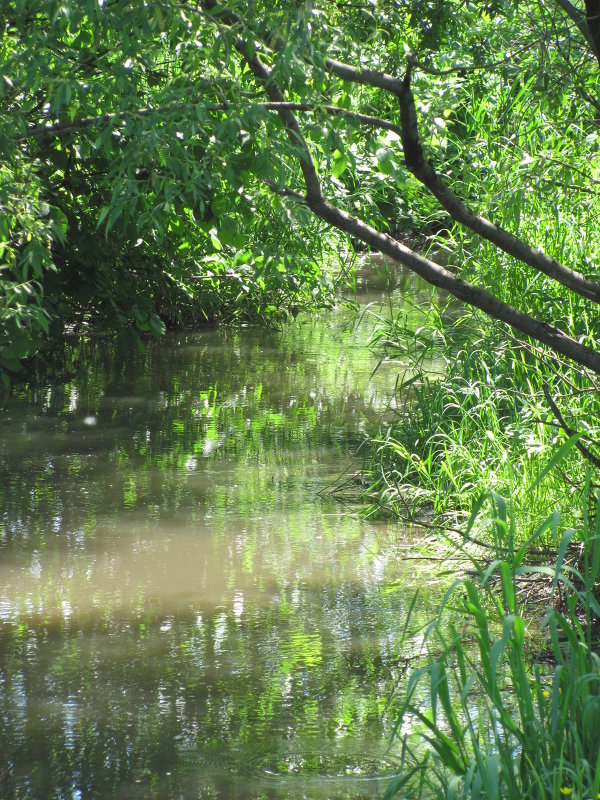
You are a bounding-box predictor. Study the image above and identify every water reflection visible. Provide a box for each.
[0,264,440,799]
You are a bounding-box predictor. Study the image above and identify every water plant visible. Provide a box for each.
[384,466,600,800]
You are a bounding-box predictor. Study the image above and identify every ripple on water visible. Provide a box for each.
[251,751,402,779]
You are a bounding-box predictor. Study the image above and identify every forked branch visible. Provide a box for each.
[326,54,600,304]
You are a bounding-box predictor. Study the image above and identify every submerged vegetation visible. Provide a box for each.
[3,0,600,797]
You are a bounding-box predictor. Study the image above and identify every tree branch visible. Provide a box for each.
[269,182,600,373]
[200,0,323,201]
[255,103,403,137]
[397,61,600,304]
[410,37,548,76]
[21,102,402,143]
[584,0,600,64]
[309,198,600,373]
[555,0,600,58]
[201,1,600,374]
[182,8,599,301]
[542,382,600,467]
[324,57,406,94]
[323,52,600,303]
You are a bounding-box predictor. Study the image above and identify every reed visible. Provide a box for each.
[385,465,600,800]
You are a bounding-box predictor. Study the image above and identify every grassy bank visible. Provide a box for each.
[361,287,600,797]
[384,472,600,800]
[363,302,596,536]
[359,103,600,791]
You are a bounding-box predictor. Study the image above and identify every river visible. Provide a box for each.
[0,263,442,799]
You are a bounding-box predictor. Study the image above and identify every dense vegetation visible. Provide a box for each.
[4,0,600,797]
[2,0,343,379]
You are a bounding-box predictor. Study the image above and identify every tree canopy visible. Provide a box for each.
[3,0,600,380]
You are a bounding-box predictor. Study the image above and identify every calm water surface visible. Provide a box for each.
[0,266,443,799]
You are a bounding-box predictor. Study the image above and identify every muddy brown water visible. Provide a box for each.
[0,264,445,799]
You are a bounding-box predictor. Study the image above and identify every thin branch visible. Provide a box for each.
[20,102,179,141]
[543,155,600,185]
[256,102,403,136]
[529,340,600,390]
[319,53,600,302]
[411,36,547,76]
[504,330,600,394]
[201,0,323,201]
[539,177,599,195]
[267,181,600,373]
[20,101,402,142]
[542,382,600,467]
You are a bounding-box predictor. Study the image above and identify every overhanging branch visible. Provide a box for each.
[20,102,402,143]
[322,52,600,304]
[205,0,600,374]
[555,0,600,58]
[397,61,600,304]
[266,182,600,374]
[305,196,600,374]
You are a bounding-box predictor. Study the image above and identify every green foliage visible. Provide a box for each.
[0,164,53,382]
[362,304,588,530]
[1,0,345,383]
[360,0,600,528]
[3,0,600,384]
[386,473,600,800]
[3,0,600,794]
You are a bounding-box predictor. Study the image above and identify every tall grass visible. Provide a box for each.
[352,11,600,794]
[385,470,600,800]
[362,272,600,541]
[358,0,600,533]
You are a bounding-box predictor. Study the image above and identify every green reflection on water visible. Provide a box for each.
[0,266,440,799]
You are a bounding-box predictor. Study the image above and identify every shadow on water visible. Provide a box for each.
[0,262,445,799]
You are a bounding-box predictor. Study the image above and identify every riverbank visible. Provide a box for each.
[356,263,600,800]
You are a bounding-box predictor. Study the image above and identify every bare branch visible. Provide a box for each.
[21,101,402,143]
[324,57,406,94]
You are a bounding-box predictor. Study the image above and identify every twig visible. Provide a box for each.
[542,382,600,468]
